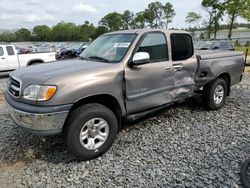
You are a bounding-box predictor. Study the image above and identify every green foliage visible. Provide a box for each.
[186,12,202,29]
[99,12,123,31]
[122,10,135,29]
[162,2,176,29]
[92,26,109,39]
[134,12,146,29]
[33,25,52,41]
[15,28,32,42]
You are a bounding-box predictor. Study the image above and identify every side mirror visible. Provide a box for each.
[212,46,219,50]
[132,52,150,65]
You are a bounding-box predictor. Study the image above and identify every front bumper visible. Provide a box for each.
[5,92,71,136]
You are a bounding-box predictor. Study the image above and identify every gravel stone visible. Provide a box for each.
[0,75,250,187]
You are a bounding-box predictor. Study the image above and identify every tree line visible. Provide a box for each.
[0,0,249,42]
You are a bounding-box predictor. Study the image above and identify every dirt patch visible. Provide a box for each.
[0,160,25,173]
[245,67,250,75]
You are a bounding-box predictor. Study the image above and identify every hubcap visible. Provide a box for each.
[79,118,109,150]
[213,85,224,105]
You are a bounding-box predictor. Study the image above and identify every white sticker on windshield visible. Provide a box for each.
[114,43,131,48]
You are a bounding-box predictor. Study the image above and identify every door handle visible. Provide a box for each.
[174,65,183,71]
[165,67,172,71]
[1,57,5,60]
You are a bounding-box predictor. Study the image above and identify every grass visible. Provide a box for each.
[235,46,250,55]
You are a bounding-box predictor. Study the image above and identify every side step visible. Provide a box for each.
[125,103,174,122]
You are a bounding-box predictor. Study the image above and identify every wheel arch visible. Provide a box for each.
[67,94,125,129]
[216,72,231,96]
[27,59,44,66]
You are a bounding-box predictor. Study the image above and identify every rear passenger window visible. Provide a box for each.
[137,32,168,62]
[171,34,194,61]
[6,46,14,55]
[0,47,3,56]
[221,42,232,50]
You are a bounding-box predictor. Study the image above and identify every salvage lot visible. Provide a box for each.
[0,72,250,187]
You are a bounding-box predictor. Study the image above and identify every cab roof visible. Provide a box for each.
[105,29,190,35]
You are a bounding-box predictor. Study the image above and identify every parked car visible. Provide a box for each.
[0,45,56,73]
[194,40,235,51]
[57,43,89,59]
[5,29,245,161]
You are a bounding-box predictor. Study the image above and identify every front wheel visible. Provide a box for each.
[202,78,228,110]
[63,103,118,161]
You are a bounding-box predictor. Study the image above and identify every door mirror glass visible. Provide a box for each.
[132,52,150,65]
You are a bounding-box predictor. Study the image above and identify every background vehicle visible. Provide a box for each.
[5,29,245,161]
[57,43,89,59]
[0,45,56,72]
[194,40,235,50]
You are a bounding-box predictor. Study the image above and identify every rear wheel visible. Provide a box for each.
[202,78,228,110]
[241,159,250,188]
[63,103,118,161]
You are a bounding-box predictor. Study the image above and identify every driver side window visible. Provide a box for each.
[137,33,168,63]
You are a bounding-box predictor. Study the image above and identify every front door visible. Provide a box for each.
[0,46,8,71]
[125,32,174,114]
[5,46,18,70]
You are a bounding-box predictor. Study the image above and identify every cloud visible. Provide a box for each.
[26,14,56,23]
[72,3,98,13]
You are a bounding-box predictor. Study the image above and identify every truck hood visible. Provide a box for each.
[11,59,115,84]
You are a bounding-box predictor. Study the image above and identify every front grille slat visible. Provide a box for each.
[8,77,21,97]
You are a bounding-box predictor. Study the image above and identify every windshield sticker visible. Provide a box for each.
[114,43,131,48]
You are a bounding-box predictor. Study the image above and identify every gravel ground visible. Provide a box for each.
[0,76,7,93]
[0,75,250,188]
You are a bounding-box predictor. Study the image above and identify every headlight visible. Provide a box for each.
[23,85,57,101]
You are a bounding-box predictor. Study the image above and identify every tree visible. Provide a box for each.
[79,21,95,41]
[15,28,31,41]
[122,10,134,29]
[144,2,164,28]
[51,22,80,41]
[99,12,123,31]
[92,26,109,39]
[162,2,176,29]
[33,25,52,41]
[134,11,146,29]
[202,0,225,39]
[185,12,202,30]
[225,0,250,39]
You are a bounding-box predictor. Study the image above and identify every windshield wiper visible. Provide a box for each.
[88,56,111,63]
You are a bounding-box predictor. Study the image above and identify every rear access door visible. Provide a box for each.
[125,31,175,114]
[170,33,197,100]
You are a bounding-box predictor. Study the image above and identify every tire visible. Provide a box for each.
[63,103,118,161]
[241,159,250,188]
[202,78,228,110]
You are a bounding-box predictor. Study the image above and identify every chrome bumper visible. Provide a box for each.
[6,102,68,134]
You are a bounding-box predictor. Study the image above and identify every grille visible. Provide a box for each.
[8,77,21,97]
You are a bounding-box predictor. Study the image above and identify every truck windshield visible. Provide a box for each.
[80,34,137,63]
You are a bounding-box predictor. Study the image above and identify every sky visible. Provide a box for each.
[0,0,247,30]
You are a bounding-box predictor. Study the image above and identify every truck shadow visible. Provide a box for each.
[0,94,208,165]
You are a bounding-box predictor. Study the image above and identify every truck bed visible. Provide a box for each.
[195,50,245,88]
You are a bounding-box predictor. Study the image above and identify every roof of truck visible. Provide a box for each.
[105,29,190,35]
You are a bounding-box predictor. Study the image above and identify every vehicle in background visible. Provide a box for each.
[56,43,89,60]
[16,47,33,54]
[5,29,245,161]
[0,45,56,73]
[194,40,235,51]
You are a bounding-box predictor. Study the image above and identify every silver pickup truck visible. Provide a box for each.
[5,29,245,161]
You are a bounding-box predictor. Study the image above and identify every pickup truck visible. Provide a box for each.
[0,45,56,73]
[5,29,245,161]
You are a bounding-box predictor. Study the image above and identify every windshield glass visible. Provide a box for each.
[194,41,213,50]
[80,34,137,63]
